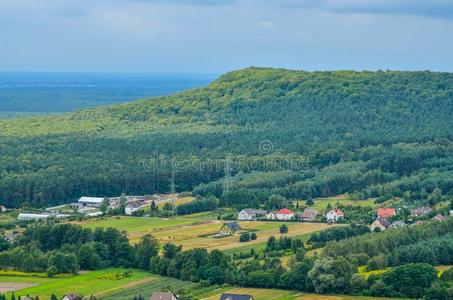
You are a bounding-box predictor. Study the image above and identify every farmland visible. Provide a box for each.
[75,216,334,250]
[294,195,377,213]
[1,268,153,299]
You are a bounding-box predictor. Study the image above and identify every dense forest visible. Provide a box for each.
[0,67,453,207]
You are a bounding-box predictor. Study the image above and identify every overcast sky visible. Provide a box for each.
[1,0,453,73]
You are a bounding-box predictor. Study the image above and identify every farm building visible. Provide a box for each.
[150,292,178,300]
[325,208,344,222]
[377,208,396,219]
[220,222,242,235]
[237,209,267,221]
[371,217,391,231]
[220,293,254,300]
[125,200,147,215]
[78,197,104,208]
[267,208,294,221]
[17,213,50,221]
[300,207,318,221]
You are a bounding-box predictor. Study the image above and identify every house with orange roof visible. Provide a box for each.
[377,208,396,219]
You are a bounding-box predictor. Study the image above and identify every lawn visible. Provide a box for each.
[77,216,334,251]
[3,268,153,299]
[294,194,377,213]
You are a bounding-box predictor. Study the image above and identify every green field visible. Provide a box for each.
[294,195,377,213]
[2,268,153,299]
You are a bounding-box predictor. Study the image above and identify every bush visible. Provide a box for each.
[250,233,257,240]
[239,233,251,242]
[366,255,388,271]
[441,267,453,281]
[46,265,58,278]
[279,224,288,234]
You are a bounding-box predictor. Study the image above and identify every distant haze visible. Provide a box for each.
[0,72,217,115]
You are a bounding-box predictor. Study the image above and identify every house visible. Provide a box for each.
[450,210,453,217]
[61,294,82,300]
[220,222,242,235]
[377,208,396,219]
[275,208,295,221]
[237,209,267,221]
[219,293,254,300]
[325,208,344,222]
[389,220,406,229]
[300,207,318,221]
[78,197,105,208]
[125,200,147,215]
[371,217,391,231]
[433,214,446,222]
[150,292,178,300]
[85,211,103,217]
[266,211,277,220]
[0,205,6,212]
[410,206,432,217]
[17,213,50,221]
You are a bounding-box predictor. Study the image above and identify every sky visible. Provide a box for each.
[1,0,453,73]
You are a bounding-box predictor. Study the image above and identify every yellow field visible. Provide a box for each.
[157,196,194,208]
[77,216,333,251]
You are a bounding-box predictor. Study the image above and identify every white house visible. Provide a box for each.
[238,209,267,221]
[78,197,104,208]
[275,208,295,220]
[450,210,453,217]
[325,208,344,222]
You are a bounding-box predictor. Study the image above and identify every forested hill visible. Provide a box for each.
[1,67,453,207]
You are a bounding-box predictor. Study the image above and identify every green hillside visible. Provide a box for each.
[1,67,453,207]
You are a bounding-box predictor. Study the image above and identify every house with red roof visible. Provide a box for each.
[377,208,396,219]
[267,208,295,221]
[325,208,344,222]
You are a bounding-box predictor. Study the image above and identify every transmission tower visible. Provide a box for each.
[170,170,176,217]
[223,155,232,196]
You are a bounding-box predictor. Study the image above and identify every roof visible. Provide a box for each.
[241,209,267,215]
[377,208,396,218]
[222,222,242,231]
[277,208,294,215]
[411,206,432,215]
[220,293,254,300]
[304,207,318,214]
[433,214,446,221]
[78,197,104,203]
[150,292,176,300]
[328,208,344,216]
[376,217,391,228]
[390,220,406,228]
[126,201,145,208]
[62,294,81,300]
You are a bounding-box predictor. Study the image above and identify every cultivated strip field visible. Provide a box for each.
[2,268,153,299]
[76,216,334,250]
[202,288,403,300]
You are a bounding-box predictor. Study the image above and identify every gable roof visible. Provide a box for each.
[375,217,391,228]
[277,208,294,215]
[390,220,406,228]
[220,293,254,300]
[377,208,396,218]
[241,209,267,215]
[222,222,242,231]
[411,206,432,216]
[150,292,176,300]
[433,214,446,222]
[328,208,344,216]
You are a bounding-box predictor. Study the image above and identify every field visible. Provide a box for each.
[2,268,153,299]
[294,195,377,213]
[202,288,403,300]
[75,216,334,251]
[357,265,453,278]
